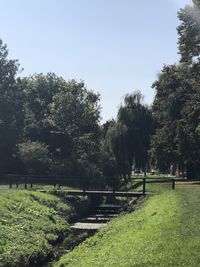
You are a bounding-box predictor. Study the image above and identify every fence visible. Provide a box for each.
[0,174,177,194]
[128,177,176,194]
[0,174,105,191]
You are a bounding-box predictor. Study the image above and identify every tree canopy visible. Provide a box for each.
[150,0,200,177]
[0,0,200,183]
[106,92,152,180]
[0,40,23,173]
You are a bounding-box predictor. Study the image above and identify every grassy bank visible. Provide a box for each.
[55,187,200,267]
[0,190,87,266]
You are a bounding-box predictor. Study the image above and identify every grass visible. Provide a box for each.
[126,177,173,193]
[0,190,73,266]
[55,187,200,267]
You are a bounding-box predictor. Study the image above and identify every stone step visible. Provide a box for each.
[92,209,119,214]
[80,217,110,223]
[70,222,106,230]
[95,204,121,211]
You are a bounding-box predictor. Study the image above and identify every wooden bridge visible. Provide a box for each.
[59,189,145,197]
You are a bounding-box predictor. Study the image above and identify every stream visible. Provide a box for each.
[44,203,122,266]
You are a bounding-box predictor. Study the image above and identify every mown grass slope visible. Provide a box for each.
[55,188,200,267]
[0,190,72,266]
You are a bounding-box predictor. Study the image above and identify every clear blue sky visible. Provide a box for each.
[0,0,192,122]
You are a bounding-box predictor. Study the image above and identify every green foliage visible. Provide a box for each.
[21,73,66,142]
[0,39,23,173]
[106,92,153,180]
[21,75,102,178]
[99,120,121,188]
[151,64,200,175]
[52,80,100,137]
[0,38,104,186]
[178,2,200,63]
[17,141,52,174]
[100,151,120,189]
[55,189,200,267]
[106,122,129,179]
[0,190,71,266]
[151,1,200,176]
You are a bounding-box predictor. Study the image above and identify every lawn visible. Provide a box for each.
[55,187,200,267]
[0,190,72,266]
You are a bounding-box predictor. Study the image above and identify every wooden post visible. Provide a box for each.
[24,177,27,189]
[83,178,86,193]
[83,185,86,193]
[143,178,146,195]
[172,179,175,190]
[9,178,12,189]
[54,176,57,188]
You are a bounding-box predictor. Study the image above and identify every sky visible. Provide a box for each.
[0,0,193,122]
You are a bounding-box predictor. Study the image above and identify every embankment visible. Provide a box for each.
[0,189,90,267]
[55,188,200,267]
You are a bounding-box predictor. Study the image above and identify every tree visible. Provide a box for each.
[0,39,23,173]
[118,92,153,174]
[150,64,187,171]
[51,79,101,177]
[106,91,153,180]
[21,73,66,143]
[21,75,102,178]
[150,0,200,178]
[177,1,200,63]
[151,63,200,176]
[106,122,130,180]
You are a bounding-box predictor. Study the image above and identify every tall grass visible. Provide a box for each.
[0,190,71,266]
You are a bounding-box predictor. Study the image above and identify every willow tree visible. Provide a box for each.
[106,91,153,180]
[106,122,130,180]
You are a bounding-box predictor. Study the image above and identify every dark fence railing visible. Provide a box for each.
[0,174,178,194]
[0,174,105,191]
[128,177,176,194]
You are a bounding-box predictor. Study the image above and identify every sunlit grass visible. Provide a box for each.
[55,188,200,267]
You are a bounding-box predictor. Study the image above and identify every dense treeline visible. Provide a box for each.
[104,0,200,179]
[150,0,200,178]
[1,0,200,183]
[0,43,102,180]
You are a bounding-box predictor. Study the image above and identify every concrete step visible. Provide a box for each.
[80,216,110,223]
[71,222,106,230]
